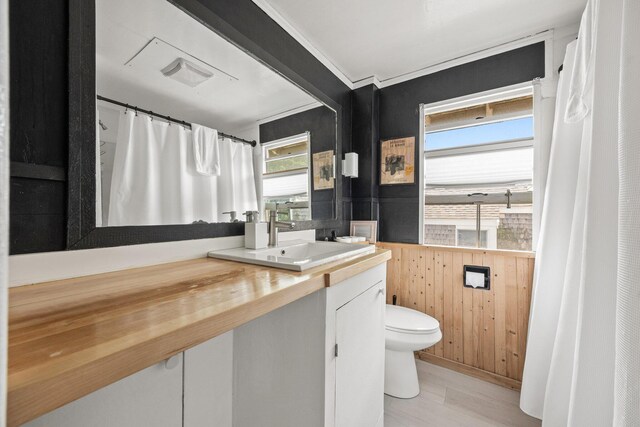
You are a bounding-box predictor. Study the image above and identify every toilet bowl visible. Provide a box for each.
[384,304,442,398]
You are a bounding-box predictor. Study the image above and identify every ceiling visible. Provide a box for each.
[256,0,586,83]
[96,0,319,133]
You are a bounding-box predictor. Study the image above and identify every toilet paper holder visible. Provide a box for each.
[463,265,491,290]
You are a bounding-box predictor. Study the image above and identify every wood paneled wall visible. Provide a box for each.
[377,242,535,389]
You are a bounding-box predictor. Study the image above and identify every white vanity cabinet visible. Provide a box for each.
[234,262,387,427]
[24,354,184,427]
[183,331,234,427]
[23,333,236,427]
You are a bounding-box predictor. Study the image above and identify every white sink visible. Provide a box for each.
[207,239,375,271]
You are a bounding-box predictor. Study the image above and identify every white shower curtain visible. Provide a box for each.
[614,0,640,423]
[519,40,584,421]
[108,112,258,226]
[520,0,640,425]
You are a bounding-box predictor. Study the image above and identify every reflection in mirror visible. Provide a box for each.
[261,133,311,222]
[95,0,336,227]
[259,105,338,221]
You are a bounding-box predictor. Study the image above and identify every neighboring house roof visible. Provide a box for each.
[424,183,533,220]
[425,204,533,221]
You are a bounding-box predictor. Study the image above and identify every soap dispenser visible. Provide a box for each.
[243,210,268,249]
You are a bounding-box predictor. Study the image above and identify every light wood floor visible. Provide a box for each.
[384,360,541,427]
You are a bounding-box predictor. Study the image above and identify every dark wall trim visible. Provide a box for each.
[10,162,67,182]
[66,0,96,249]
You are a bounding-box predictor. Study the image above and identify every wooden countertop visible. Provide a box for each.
[8,248,391,426]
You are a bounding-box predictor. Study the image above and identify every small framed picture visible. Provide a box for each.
[380,136,415,185]
[313,150,335,190]
[350,220,378,243]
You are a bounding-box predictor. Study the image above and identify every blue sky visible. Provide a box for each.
[425,117,533,151]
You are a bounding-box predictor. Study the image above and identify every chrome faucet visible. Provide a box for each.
[268,203,295,246]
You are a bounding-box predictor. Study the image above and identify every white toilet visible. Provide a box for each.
[384,304,442,398]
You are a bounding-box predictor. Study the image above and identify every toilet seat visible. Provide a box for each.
[385,304,439,334]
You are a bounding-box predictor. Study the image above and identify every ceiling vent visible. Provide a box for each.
[161,58,213,87]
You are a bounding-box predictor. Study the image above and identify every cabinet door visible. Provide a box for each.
[184,331,233,427]
[335,282,385,427]
[24,355,183,427]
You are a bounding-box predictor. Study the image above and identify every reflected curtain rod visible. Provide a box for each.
[97,95,257,147]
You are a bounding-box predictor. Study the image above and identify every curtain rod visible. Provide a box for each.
[96,95,257,147]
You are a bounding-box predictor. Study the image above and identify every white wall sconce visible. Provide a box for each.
[342,152,358,178]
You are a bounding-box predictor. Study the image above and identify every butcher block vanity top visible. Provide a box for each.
[7,248,391,426]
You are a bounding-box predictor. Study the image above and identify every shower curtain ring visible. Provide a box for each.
[125,104,129,114]
[168,116,171,125]
[134,107,138,117]
[149,111,153,121]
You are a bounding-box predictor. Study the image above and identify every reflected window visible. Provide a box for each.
[262,133,311,221]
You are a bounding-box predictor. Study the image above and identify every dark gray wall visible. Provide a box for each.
[351,85,380,224]
[352,42,546,243]
[260,106,338,220]
[9,1,69,253]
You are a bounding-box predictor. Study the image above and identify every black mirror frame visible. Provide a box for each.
[67,0,344,250]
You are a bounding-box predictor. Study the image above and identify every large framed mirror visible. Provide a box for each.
[67,0,341,249]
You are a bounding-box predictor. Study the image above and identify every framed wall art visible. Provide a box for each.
[380,137,415,185]
[350,220,377,243]
[313,150,335,190]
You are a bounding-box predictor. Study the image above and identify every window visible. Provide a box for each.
[423,91,534,250]
[262,133,311,221]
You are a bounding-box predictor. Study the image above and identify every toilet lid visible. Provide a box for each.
[385,304,440,334]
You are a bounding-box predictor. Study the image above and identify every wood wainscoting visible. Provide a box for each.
[377,242,535,390]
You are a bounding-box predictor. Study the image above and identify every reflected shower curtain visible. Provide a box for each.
[521,0,640,425]
[108,112,258,226]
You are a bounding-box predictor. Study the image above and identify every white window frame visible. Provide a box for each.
[262,132,310,174]
[419,82,536,246]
